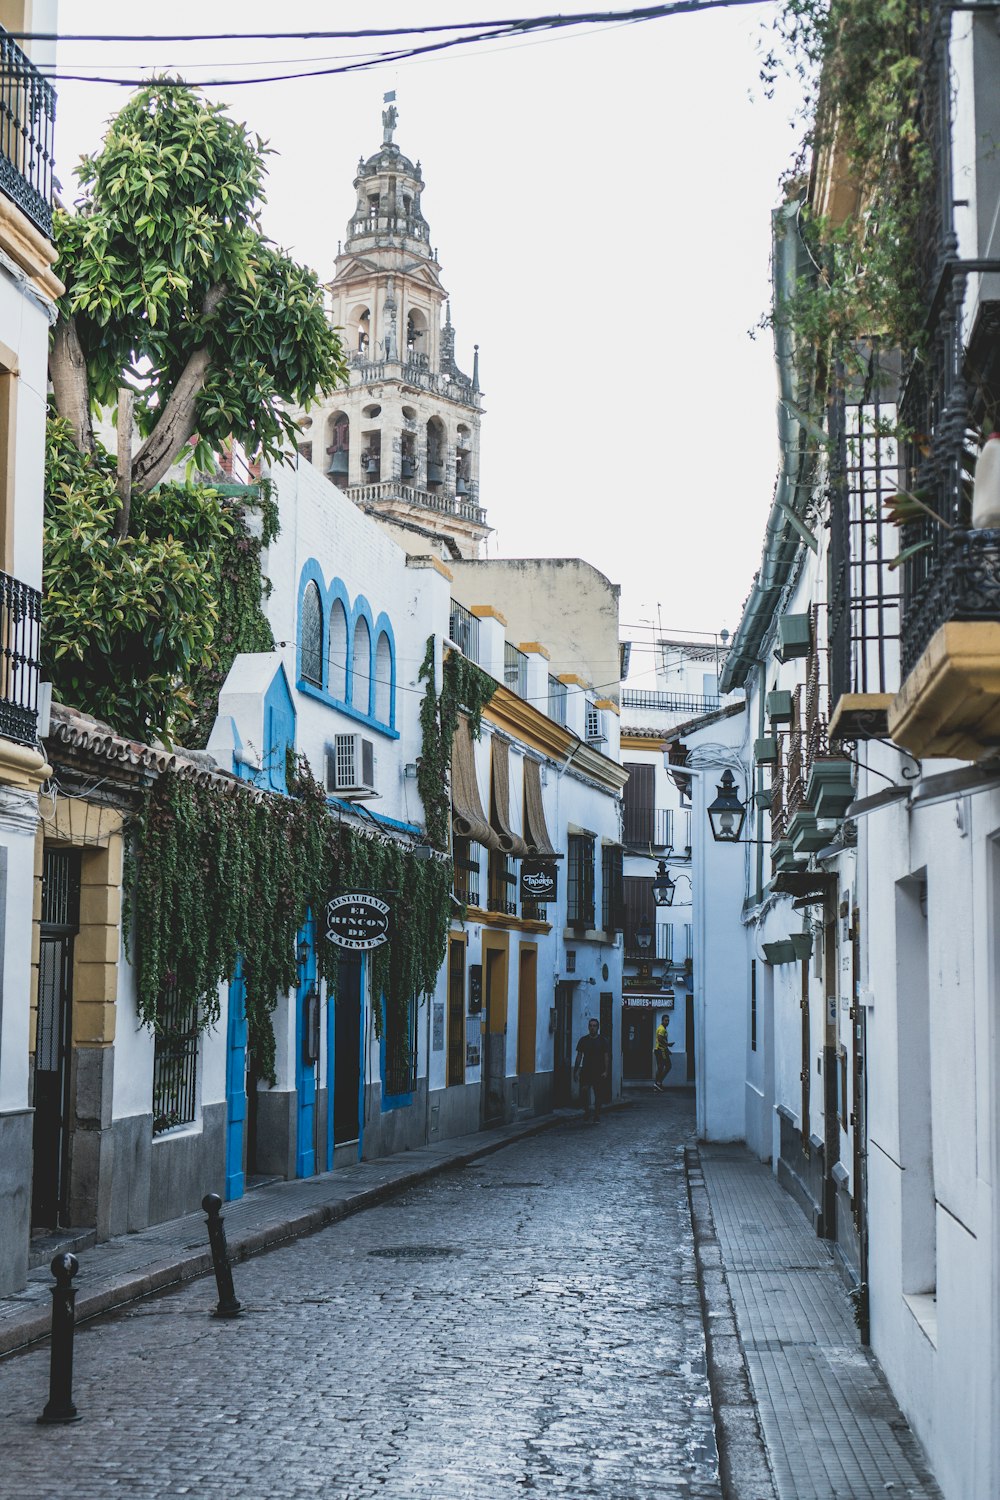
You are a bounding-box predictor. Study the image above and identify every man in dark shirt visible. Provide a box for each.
[573,1017,610,1122]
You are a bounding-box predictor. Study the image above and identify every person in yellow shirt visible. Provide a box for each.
[653,1013,673,1091]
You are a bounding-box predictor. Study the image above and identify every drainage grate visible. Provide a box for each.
[367,1245,462,1260]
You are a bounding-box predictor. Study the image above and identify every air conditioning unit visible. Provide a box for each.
[326,734,377,797]
[585,706,607,744]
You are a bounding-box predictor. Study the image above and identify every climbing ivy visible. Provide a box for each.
[417,636,498,850]
[126,757,453,1082]
[761,0,931,372]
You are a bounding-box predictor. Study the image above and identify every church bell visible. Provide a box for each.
[327,448,349,478]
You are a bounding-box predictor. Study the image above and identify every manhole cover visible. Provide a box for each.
[367,1245,461,1260]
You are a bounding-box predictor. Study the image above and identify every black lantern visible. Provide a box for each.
[651,859,675,907]
[707,769,746,843]
[635,917,652,954]
[296,938,310,968]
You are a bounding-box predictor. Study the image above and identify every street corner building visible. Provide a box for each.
[667,9,1000,1499]
[7,104,629,1298]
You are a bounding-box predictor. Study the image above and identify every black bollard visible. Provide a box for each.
[37,1253,82,1425]
[202,1193,241,1318]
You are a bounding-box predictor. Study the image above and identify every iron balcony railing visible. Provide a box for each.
[620,690,723,715]
[547,674,567,726]
[347,478,486,526]
[504,641,528,698]
[449,599,479,663]
[623,805,673,850]
[0,571,40,746]
[0,29,56,238]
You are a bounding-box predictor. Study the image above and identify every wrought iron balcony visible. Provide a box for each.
[620,690,722,715]
[0,29,56,238]
[0,569,41,745]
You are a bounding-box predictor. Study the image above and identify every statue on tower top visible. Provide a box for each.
[382,92,398,146]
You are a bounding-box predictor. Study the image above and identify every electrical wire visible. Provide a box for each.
[17,1,771,87]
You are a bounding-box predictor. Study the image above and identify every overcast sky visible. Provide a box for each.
[52,2,804,688]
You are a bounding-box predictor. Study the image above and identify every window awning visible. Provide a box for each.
[451,714,501,851]
[523,757,560,858]
[491,737,529,858]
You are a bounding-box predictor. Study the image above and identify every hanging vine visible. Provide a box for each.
[126,756,453,1082]
[417,635,498,850]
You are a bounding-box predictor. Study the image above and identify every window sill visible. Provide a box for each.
[903,1291,938,1347]
[152,1118,202,1144]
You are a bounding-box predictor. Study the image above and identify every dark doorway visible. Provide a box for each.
[599,991,613,1103]
[482,946,505,1125]
[32,849,81,1229]
[685,992,696,1082]
[553,981,574,1106]
[447,937,465,1087]
[334,956,362,1146]
[623,1006,654,1080]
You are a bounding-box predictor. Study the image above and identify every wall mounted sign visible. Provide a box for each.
[519,860,558,903]
[468,963,483,1013]
[325,893,392,951]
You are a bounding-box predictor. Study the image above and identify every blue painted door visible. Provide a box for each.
[225,962,248,1200]
[296,914,317,1177]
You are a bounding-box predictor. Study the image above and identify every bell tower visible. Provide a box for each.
[298,101,488,559]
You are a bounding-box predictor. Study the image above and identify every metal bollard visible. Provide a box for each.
[37,1253,82,1425]
[201,1193,242,1318]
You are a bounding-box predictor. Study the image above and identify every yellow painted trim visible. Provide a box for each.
[43,795,124,849]
[558,672,590,688]
[593,698,619,715]
[462,907,552,935]
[888,622,1000,761]
[0,739,50,791]
[484,684,628,791]
[828,692,894,741]
[0,195,63,301]
[621,733,667,751]
[469,604,508,625]
[482,928,510,1033]
[518,641,550,660]
[406,554,454,582]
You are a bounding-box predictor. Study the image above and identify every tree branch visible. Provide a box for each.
[130,281,228,495]
[49,315,94,453]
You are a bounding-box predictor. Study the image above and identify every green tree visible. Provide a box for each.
[45,82,346,739]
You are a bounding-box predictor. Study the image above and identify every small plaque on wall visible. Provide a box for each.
[432,1001,445,1051]
[469,963,483,1013]
[466,1040,481,1068]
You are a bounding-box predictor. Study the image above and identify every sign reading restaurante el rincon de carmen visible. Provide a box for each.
[325,893,392,951]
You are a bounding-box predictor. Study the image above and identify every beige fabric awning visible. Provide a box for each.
[523,757,560,858]
[491,737,529,859]
[451,714,501,851]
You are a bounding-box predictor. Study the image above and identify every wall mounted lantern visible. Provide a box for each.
[651,860,676,907]
[707,770,747,843]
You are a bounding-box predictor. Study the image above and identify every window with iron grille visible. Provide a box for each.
[384,994,416,1099]
[300,579,323,687]
[601,844,624,932]
[684,923,693,960]
[449,599,479,662]
[567,833,596,928]
[547,675,567,725]
[504,641,528,697]
[152,980,198,1135]
[488,849,517,916]
[585,702,606,742]
[453,836,481,908]
[657,923,674,962]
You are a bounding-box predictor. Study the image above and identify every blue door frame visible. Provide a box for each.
[225,963,247,1200]
[295,914,317,1178]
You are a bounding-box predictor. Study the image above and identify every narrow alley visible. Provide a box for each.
[0,1094,943,1500]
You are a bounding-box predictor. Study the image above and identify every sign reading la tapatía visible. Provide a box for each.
[325,893,392,951]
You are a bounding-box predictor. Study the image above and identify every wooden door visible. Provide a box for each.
[482,945,507,1124]
[517,945,537,1076]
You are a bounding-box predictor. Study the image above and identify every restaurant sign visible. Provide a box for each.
[325,893,392,952]
[519,860,559,903]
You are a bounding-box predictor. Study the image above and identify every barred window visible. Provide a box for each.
[453,836,481,908]
[152,980,198,1136]
[601,844,624,932]
[385,995,416,1099]
[567,832,596,928]
[301,580,323,687]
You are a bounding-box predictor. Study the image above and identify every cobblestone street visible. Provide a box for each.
[0,1092,719,1500]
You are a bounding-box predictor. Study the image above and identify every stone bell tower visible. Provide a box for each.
[298,101,489,559]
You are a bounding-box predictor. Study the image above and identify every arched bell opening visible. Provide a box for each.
[325,411,350,488]
[456,424,472,497]
[350,304,370,355]
[426,416,446,488]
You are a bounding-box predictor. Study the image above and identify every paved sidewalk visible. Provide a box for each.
[0,1108,581,1358]
[693,1144,942,1500]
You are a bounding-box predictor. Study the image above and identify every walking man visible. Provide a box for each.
[574,1016,610,1122]
[654,1013,673,1091]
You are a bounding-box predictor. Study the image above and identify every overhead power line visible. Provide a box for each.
[13,1,769,87]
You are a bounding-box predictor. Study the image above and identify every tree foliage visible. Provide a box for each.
[51,81,347,507]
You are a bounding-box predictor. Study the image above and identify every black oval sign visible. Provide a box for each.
[325,893,392,951]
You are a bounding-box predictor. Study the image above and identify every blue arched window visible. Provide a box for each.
[328,600,348,701]
[374,631,392,724]
[352,616,371,713]
[301,581,323,687]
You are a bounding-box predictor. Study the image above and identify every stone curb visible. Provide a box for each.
[2,1105,621,1360]
[685,1144,778,1500]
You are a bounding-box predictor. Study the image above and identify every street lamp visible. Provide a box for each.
[635,917,652,955]
[707,769,747,843]
[651,859,676,907]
